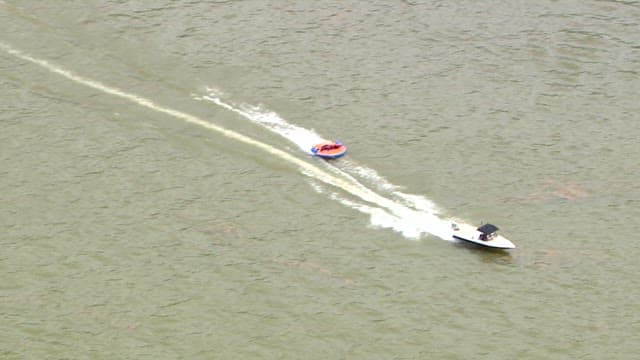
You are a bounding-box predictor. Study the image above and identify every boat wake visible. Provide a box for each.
[2,41,462,242]
[195,89,453,240]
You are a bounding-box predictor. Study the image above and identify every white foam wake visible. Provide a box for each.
[195,89,452,239]
[2,42,457,241]
[197,90,440,211]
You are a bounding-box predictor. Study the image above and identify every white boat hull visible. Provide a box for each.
[452,223,516,249]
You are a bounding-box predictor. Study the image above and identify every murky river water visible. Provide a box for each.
[2,1,639,359]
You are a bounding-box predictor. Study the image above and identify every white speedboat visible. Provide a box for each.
[451,222,516,249]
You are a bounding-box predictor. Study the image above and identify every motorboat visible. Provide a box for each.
[311,140,347,159]
[451,222,516,249]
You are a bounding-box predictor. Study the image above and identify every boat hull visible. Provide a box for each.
[452,223,516,249]
[453,234,516,249]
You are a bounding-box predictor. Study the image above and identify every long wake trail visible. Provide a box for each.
[2,42,455,241]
